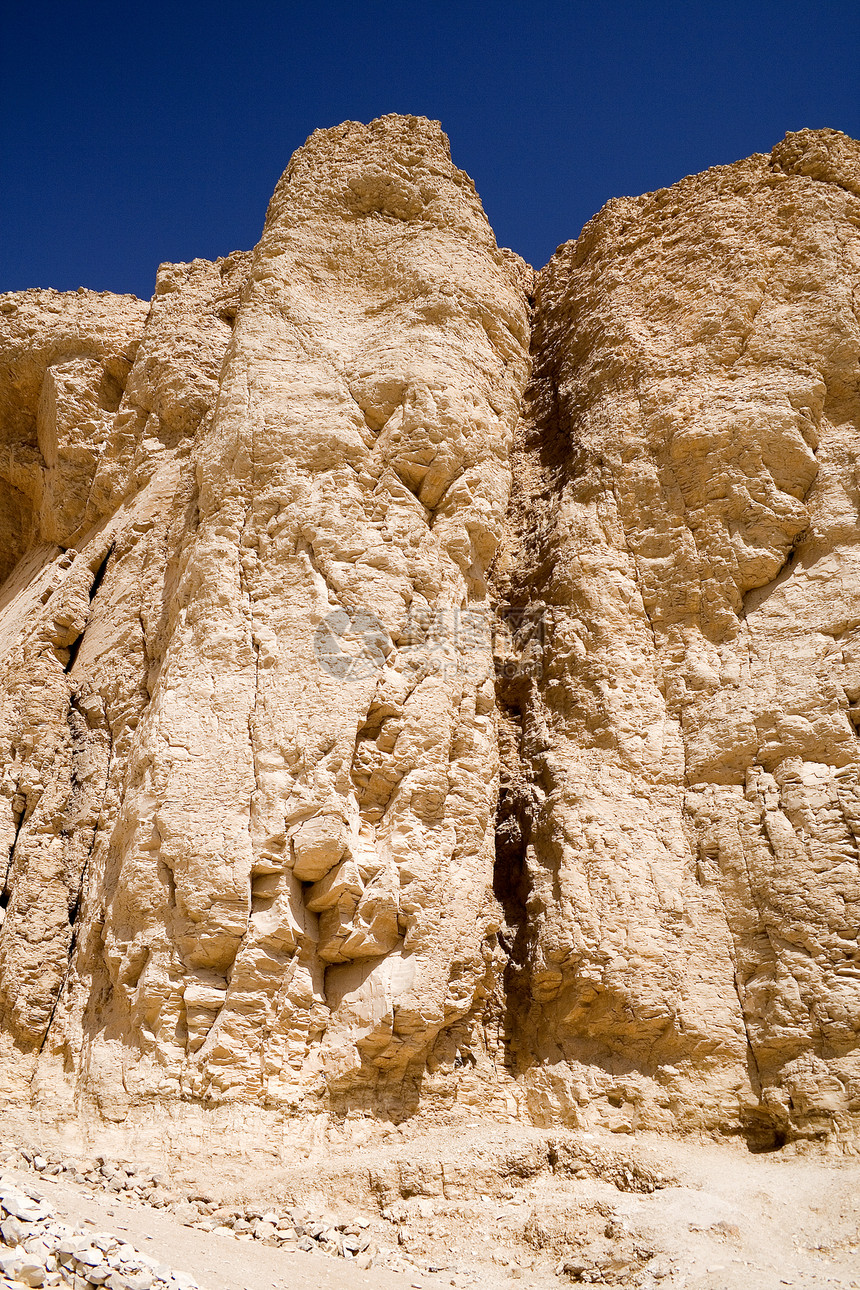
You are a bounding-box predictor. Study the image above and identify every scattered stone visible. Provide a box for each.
[170,1204,199,1227]
[251,1221,277,1243]
[15,1261,46,1289]
[0,1140,386,1273]
[0,1217,27,1246]
[0,1165,222,1290]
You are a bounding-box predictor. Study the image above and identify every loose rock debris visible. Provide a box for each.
[0,1175,200,1290]
[0,1142,430,1284]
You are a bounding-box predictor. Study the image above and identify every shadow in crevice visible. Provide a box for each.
[489,275,578,1079]
[63,544,114,675]
[742,1107,789,1153]
[747,1128,788,1154]
[492,698,537,1077]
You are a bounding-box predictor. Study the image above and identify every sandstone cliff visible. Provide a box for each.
[1,118,858,1149]
[497,127,860,1147]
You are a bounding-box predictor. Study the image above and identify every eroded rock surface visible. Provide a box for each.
[497,126,860,1145]
[0,116,530,1120]
[1,119,859,1147]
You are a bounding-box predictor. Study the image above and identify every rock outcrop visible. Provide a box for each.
[496,126,860,1146]
[0,116,530,1122]
[1,118,859,1147]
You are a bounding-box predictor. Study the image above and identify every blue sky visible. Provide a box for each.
[3,0,859,297]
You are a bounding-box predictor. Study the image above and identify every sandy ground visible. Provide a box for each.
[3,1117,859,1290]
[3,1168,453,1290]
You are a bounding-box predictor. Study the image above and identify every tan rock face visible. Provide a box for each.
[0,119,858,1145]
[498,128,860,1145]
[0,116,529,1120]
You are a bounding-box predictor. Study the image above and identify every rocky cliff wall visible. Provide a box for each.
[496,127,860,1147]
[1,118,859,1148]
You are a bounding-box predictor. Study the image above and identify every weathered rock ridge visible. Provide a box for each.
[1,118,859,1148]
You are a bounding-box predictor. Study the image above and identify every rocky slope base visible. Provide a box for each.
[0,1122,858,1290]
[1,117,859,1150]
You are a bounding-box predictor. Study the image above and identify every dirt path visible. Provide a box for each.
[3,1119,859,1289]
[3,1169,463,1290]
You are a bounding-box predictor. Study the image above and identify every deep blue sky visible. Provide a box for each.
[3,0,859,298]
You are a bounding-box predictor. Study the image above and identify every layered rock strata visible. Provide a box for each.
[1,119,859,1145]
